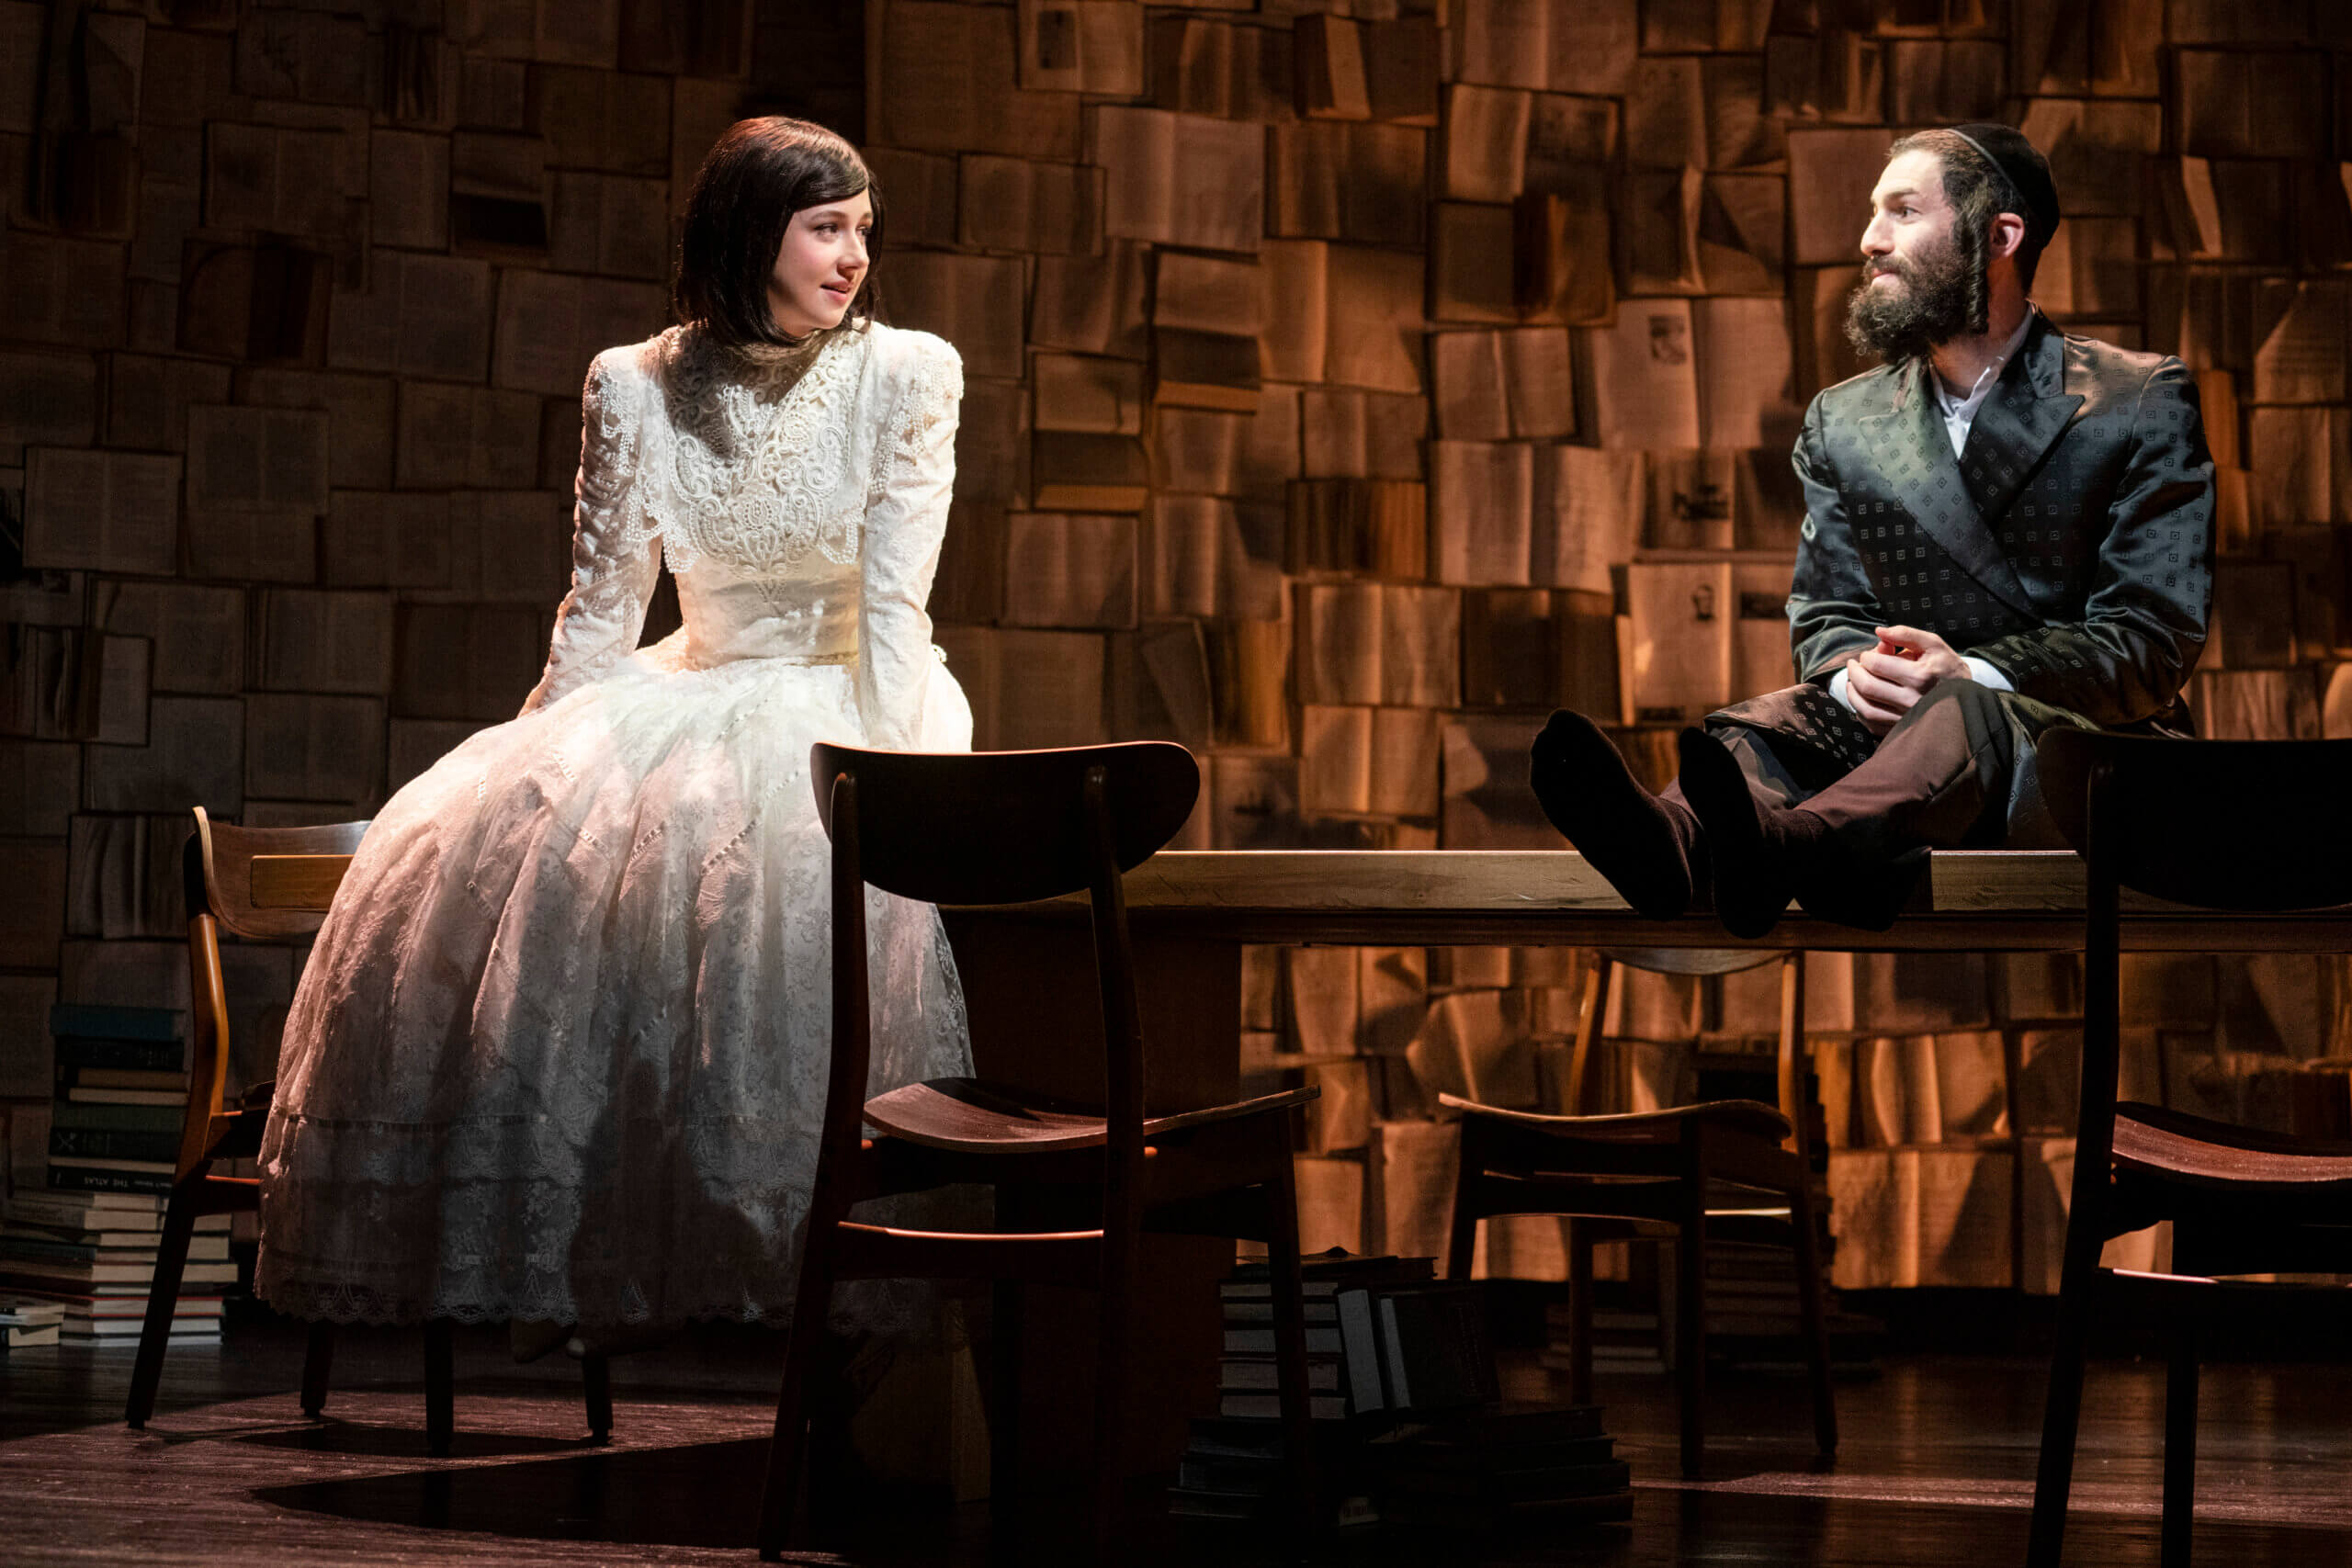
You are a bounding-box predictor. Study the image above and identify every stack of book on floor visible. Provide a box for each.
[0,1293,66,1348]
[1176,1251,1518,1525]
[44,1003,189,1200]
[1369,1400,1633,1529]
[0,1191,232,1346]
[4,1003,230,1346]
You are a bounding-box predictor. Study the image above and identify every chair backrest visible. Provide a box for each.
[188,807,370,939]
[1600,946,1785,978]
[2037,730,2352,913]
[809,742,1200,905]
[179,807,368,1177]
[808,742,1201,1186]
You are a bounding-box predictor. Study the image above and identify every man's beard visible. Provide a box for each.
[1844,233,1975,363]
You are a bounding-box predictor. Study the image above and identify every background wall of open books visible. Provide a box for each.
[2,0,2350,1293]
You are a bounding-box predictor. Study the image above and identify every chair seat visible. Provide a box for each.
[865,1076,1317,1153]
[2114,1101,2352,1190]
[1437,1092,1792,1145]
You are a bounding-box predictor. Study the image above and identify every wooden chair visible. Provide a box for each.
[1442,946,1837,1480]
[125,807,612,1455]
[2027,731,2352,1568]
[759,742,1320,1562]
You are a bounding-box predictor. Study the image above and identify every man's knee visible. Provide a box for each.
[1904,674,2002,728]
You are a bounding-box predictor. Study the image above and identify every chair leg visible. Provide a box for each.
[1263,1139,1320,1542]
[989,1278,1024,1542]
[1092,1213,1141,1559]
[580,1352,613,1443]
[424,1318,456,1457]
[1444,1121,1482,1284]
[757,1206,847,1561]
[300,1321,336,1417]
[125,1178,202,1428]
[2161,1327,2199,1568]
[1675,1190,1708,1481]
[1790,1179,1838,1460]
[1567,1222,1594,1408]
[2027,1240,2108,1566]
[425,1316,456,1457]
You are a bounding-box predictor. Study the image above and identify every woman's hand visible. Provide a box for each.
[1846,625,1970,735]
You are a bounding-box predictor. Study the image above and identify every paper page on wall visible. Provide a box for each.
[1581,299,1701,451]
[1297,582,1381,706]
[1699,173,1785,297]
[1439,716,1558,851]
[393,604,544,722]
[888,254,1027,381]
[1429,440,1533,587]
[1031,241,1148,360]
[1257,239,1329,383]
[1442,85,1529,203]
[23,448,179,576]
[83,695,244,817]
[1096,106,1262,254]
[0,351,98,461]
[1430,333,1510,441]
[1002,513,1138,629]
[1694,297,1799,451]
[959,154,1103,255]
[1297,389,1425,482]
[92,581,245,694]
[1532,445,1642,595]
[993,629,1109,750]
[1379,585,1458,708]
[1623,560,1733,722]
[875,1,1080,159]
[1730,560,1796,697]
[243,694,386,806]
[1786,128,1888,268]
[1321,245,1423,394]
[1643,450,1736,551]
[259,591,395,695]
[2250,280,2349,407]
[1299,704,1374,816]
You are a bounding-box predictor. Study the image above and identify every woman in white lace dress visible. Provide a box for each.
[254,118,973,1338]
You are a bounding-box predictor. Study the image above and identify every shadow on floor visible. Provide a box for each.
[232,1417,597,1459]
[254,1437,776,1549]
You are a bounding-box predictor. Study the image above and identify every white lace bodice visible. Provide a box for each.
[522,319,965,750]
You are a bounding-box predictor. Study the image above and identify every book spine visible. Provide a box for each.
[52,1037,188,1074]
[49,1128,182,1162]
[43,1164,175,1196]
[49,1006,187,1043]
[49,1101,186,1134]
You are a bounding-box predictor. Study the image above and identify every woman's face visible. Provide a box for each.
[767,189,873,339]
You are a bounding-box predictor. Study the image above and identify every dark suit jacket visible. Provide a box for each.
[1712,310,2216,818]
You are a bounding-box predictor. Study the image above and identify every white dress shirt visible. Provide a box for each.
[1827,315,2034,716]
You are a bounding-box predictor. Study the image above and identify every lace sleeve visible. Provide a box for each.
[855,336,964,750]
[520,349,662,715]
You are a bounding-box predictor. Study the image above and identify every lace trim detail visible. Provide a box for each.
[650,322,873,576]
[865,337,966,509]
[579,351,655,563]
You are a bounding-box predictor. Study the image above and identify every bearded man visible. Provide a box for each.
[1531,124,2215,936]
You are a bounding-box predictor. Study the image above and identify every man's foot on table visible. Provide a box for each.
[1530,709,1702,920]
[1676,727,1820,940]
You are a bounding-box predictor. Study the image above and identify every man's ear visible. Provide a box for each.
[1986,211,2027,261]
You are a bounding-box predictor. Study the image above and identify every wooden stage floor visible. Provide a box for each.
[3,1318,2348,1565]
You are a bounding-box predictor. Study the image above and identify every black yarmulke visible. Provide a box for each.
[1947,122,2063,248]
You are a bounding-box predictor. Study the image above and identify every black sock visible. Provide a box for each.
[1530,709,1700,920]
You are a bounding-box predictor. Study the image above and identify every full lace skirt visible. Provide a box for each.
[254,651,973,1331]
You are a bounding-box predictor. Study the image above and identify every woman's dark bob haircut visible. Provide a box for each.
[673,117,882,348]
